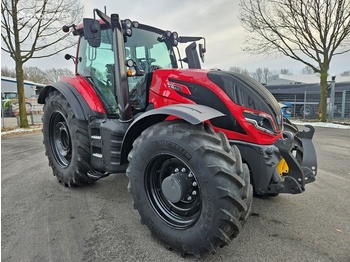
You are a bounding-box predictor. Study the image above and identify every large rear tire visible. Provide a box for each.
[42,91,95,186]
[126,121,252,257]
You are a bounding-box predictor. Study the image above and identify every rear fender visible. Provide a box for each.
[38,82,103,120]
[120,104,225,165]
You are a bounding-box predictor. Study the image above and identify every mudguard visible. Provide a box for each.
[120,104,225,165]
[38,82,101,121]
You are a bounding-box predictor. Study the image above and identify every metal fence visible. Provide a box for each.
[266,80,350,122]
[273,90,350,121]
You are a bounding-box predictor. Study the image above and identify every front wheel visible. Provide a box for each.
[42,91,95,186]
[127,121,252,257]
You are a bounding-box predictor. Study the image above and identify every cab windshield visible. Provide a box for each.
[77,27,177,114]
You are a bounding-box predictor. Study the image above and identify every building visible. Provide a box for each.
[267,74,350,85]
[266,81,350,118]
[1,76,46,116]
[1,76,45,97]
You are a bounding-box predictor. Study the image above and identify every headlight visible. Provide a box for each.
[132,21,139,28]
[124,19,132,28]
[165,30,171,37]
[243,110,277,135]
[171,32,178,46]
[122,19,133,36]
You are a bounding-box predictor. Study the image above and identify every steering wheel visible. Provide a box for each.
[138,58,156,63]
[137,58,157,72]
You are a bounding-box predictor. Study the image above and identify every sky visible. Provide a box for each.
[1,0,349,75]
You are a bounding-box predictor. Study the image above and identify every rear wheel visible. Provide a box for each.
[300,105,314,118]
[42,91,95,186]
[335,104,350,116]
[127,121,252,257]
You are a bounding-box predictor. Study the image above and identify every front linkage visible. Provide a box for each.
[268,125,317,194]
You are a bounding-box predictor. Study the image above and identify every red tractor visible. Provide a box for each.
[38,9,317,258]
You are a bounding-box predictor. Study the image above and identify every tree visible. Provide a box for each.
[1,65,16,78]
[340,70,350,76]
[239,0,350,121]
[251,68,263,83]
[280,68,290,75]
[1,0,83,127]
[262,67,272,84]
[45,68,73,83]
[24,66,49,84]
[301,65,315,74]
[1,65,74,83]
[251,67,272,84]
[228,66,251,76]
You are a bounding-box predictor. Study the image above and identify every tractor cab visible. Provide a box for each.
[75,12,205,116]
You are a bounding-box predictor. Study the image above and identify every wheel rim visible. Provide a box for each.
[302,106,311,116]
[145,154,201,229]
[49,112,72,167]
[285,107,293,115]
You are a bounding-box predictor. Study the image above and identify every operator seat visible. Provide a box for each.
[130,73,153,112]
[83,66,118,115]
[130,65,160,113]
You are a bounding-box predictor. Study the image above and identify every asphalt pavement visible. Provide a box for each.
[1,127,350,262]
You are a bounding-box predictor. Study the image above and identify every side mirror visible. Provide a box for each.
[199,43,206,63]
[185,42,201,69]
[83,18,101,47]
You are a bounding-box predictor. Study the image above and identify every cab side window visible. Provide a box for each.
[77,30,118,115]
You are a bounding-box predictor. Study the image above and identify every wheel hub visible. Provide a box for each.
[145,156,201,228]
[55,122,70,156]
[50,112,72,167]
[161,171,192,203]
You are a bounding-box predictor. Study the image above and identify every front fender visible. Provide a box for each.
[38,82,101,121]
[120,104,225,165]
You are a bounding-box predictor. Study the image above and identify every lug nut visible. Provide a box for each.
[188,172,193,178]
[192,191,197,196]
[192,182,197,186]
[181,168,186,172]
[174,168,179,172]
[187,196,192,201]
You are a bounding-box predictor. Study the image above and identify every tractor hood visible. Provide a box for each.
[149,68,283,138]
[207,70,283,133]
